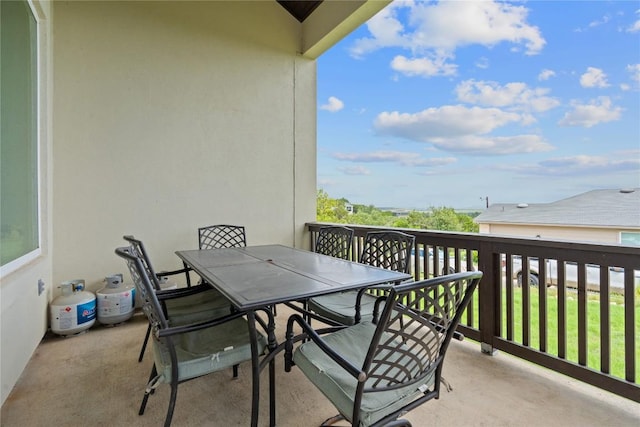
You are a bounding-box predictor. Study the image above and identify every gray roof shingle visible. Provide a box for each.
[474,188,640,228]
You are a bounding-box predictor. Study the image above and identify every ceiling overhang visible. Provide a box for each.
[279,0,392,59]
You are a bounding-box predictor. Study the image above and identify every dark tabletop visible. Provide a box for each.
[176,244,412,310]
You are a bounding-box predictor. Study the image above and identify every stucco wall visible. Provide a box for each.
[51,1,316,293]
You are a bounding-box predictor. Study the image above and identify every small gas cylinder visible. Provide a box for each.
[50,280,96,336]
[97,274,136,325]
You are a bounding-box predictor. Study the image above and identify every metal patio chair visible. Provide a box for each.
[116,246,270,427]
[123,235,233,363]
[197,224,285,317]
[307,230,415,326]
[315,225,354,260]
[285,271,483,427]
[198,224,247,249]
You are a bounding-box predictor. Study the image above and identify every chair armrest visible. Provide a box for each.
[353,279,411,324]
[155,283,212,300]
[157,307,274,345]
[157,309,248,337]
[284,314,365,382]
[157,261,193,287]
[156,267,191,278]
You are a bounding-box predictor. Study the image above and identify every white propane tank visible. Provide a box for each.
[97,274,136,325]
[50,280,96,336]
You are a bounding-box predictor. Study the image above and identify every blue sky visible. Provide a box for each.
[317,0,640,209]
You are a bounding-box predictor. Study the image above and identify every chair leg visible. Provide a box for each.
[164,382,178,427]
[139,365,157,416]
[320,414,347,426]
[232,364,239,378]
[139,324,151,362]
[384,420,412,427]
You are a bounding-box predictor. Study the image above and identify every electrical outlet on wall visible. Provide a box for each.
[38,279,45,296]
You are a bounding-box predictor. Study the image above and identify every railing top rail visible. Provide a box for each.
[308,222,640,258]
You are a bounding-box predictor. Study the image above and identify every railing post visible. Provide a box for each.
[478,240,498,355]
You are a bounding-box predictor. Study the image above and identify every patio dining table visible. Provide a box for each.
[175,244,412,427]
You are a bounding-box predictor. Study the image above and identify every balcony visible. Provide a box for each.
[2,223,638,426]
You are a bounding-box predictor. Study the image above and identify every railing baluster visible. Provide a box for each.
[577,262,588,366]
[506,253,514,342]
[522,255,531,347]
[600,266,610,374]
[538,257,548,352]
[624,269,636,382]
[557,260,567,360]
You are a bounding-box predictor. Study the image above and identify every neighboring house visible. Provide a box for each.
[475,188,640,245]
[345,203,354,215]
[0,0,390,405]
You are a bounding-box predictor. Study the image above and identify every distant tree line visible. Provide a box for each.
[316,189,479,233]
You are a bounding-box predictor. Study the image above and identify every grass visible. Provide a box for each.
[495,286,639,380]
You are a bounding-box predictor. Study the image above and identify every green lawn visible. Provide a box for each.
[497,287,639,380]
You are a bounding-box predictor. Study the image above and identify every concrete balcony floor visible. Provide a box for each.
[2,305,638,426]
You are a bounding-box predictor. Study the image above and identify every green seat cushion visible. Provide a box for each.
[165,289,232,325]
[153,316,267,383]
[293,321,434,427]
[307,291,380,326]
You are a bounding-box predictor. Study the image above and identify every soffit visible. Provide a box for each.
[277,1,323,22]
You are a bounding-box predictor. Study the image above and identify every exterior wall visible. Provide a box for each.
[51,1,314,293]
[480,223,625,244]
[1,0,53,405]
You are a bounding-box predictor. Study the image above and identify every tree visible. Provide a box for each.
[316,189,348,222]
[316,190,479,233]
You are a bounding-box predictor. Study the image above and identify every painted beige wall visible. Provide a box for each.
[51,1,315,294]
[1,0,53,405]
[479,223,625,244]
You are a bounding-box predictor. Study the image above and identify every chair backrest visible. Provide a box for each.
[358,230,415,273]
[122,235,163,291]
[198,224,247,249]
[314,226,354,260]
[115,246,168,329]
[356,271,482,423]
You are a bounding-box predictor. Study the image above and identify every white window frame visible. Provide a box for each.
[0,0,43,277]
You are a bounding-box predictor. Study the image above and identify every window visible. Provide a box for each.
[620,232,640,246]
[1,0,40,268]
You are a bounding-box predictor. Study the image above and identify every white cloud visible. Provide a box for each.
[375,105,526,139]
[391,54,457,77]
[428,134,553,155]
[349,4,410,59]
[538,69,556,81]
[627,63,640,86]
[350,0,545,72]
[502,154,640,176]
[580,67,610,88]
[589,14,611,28]
[337,166,371,176]
[320,96,344,112]
[627,10,640,33]
[455,79,560,112]
[373,105,554,155]
[558,96,622,128]
[475,57,490,69]
[331,151,456,167]
[408,1,545,54]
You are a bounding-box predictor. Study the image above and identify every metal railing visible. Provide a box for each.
[307,222,640,403]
